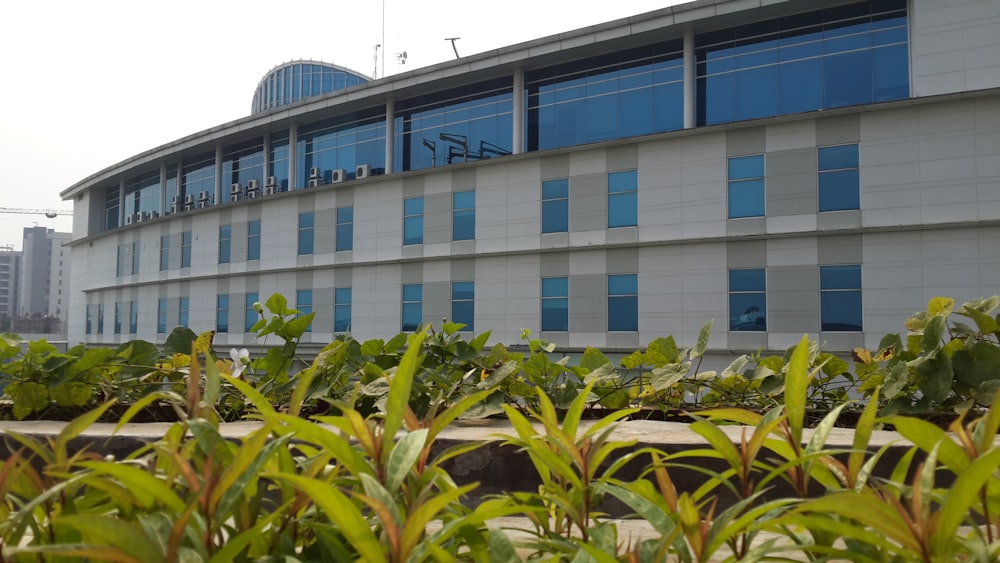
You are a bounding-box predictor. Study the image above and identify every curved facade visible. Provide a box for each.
[62,0,1000,357]
[250,60,369,114]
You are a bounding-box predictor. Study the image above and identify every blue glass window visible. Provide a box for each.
[298,212,315,255]
[97,304,104,335]
[541,277,568,332]
[182,153,215,206]
[217,295,230,334]
[297,290,313,333]
[452,281,474,331]
[401,284,423,332]
[219,225,232,264]
[129,301,138,334]
[336,207,353,251]
[608,274,638,332]
[403,197,424,245]
[542,179,569,233]
[179,297,189,328]
[819,144,860,211]
[269,135,290,192]
[608,170,638,228]
[222,139,265,192]
[526,41,684,151]
[297,108,386,187]
[114,303,122,334]
[116,245,124,277]
[85,305,93,335]
[729,269,766,331]
[453,191,475,241]
[728,155,765,218]
[157,299,167,334]
[395,78,513,172]
[247,220,261,261]
[131,242,140,275]
[160,235,169,271]
[245,292,259,333]
[821,265,862,331]
[181,232,192,268]
[335,288,352,332]
[697,0,909,126]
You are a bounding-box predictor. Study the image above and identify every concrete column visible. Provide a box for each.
[385,98,395,174]
[512,68,524,155]
[683,28,696,130]
[289,121,298,190]
[159,162,167,215]
[262,132,271,178]
[118,178,126,226]
[214,144,223,205]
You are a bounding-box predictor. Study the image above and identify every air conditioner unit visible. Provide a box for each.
[247,190,258,199]
[125,214,133,225]
[356,164,371,179]
[247,179,259,191]
[309,167,321,179]
[171,195,179,205]
[149,211,159,219]
[135,212,146,223]
[198,191,209,201]
[230,193,240,202]
[307,178,321,189]
[263,184,276,196]
[184,194,194,204]
[265,176,277,188]
[331,168,347,183]
[170,202,179,214]
[231,183,242,195]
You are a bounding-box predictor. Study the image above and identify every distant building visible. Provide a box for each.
[60,0,1000,355]
[0,245,19,331]
[17,227,71,333]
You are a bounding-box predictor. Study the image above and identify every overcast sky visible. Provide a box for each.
[0,0,683,250]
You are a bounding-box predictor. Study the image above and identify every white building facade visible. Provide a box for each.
[61,0,1000,356]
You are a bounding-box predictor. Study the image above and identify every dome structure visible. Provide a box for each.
[251,60,370,114]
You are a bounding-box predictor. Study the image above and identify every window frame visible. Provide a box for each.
[298,212,315,255]
[542,178,569,234]
[541,276,569,332]
[818,144,860,212]
[728,155,765,219]
[336,207,353,251]
[729,268,767,332]
[401,283,423,332]
[247,220,261,261]
[820,264,863,332]
[335,287,352,332]
[608,170,638,228]
[451,281,475,331]
[216,294,230,334]
[452,190,476,241]
[607,274,639,332]
[219,224,232,264]
[403,197,424,246]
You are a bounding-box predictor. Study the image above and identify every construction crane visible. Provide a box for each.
[0,207,73,219]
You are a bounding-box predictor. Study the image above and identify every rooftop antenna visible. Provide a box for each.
[373,44,381,79]
[445,37,461,59]
[396,51,407,66]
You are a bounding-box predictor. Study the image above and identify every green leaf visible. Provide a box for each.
[691,320,713,359]
[48,382,93,407]
[55,515,167,563]
[883,415,969,472]
[9,381,48,419]
[647,336,680,365]
[785,334,811,446]
[649,363,689,392]
[928,297,955,317]
[818,353,849,377]
[77,461,186,513]
[382,328,426,448]
[385,428,427,493]
[271,474,386,563]
[689,420,741,471]
[163,326,198,357]
[911,351,953,403]
[935,445,1000,554]
[922,314,946,352]
[360,338,385,356]
[952,341,1000,388]
[580,347,612,371]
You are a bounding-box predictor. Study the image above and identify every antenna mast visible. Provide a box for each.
[445,37,461,59]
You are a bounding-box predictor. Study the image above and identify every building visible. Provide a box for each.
[14,226,71,334]
[60,0,1000,358]
[0,245,20,331]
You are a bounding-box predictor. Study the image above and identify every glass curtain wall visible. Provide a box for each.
[269,133,290,192]
[697,0,909,126]
[222,139,265,192]
[123,170,161,218]
[182,152,216,204]
[394,78,513,172]
[296,109,386,186]
[252,63,368,114]
[525,41,684,151]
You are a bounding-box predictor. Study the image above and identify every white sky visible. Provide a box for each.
[0,0,684,250]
